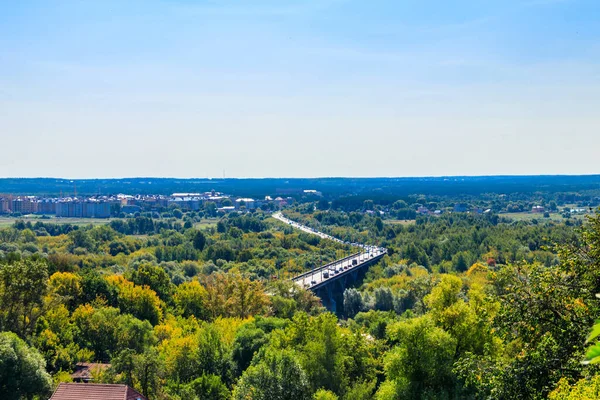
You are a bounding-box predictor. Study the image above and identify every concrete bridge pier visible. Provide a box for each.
[328,284,337,314]
[316,284,338,313]
[350,268,359,284]
[336,274,347,294]
[317,262,375,315]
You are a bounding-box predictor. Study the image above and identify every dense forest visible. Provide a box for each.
[2,175,600,198]
[2,199,600,399]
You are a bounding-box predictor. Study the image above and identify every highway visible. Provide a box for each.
[272,212,387,289]
[272,212,344,243]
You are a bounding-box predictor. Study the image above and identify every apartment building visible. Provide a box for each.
[11,197,38,214]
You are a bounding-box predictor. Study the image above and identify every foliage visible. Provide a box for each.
[0,331,52,400]
[548,375,600,400]
[233,348,312,400]
[0,201,598,399]
[203,273,270,320]
[584,319,600,365]
[380,316,457,399]
[106,275,163,325]
[174,280,209,319]
[184,374,230,400]
[269,312,377,397]
[0,259,50,337]
[343,288,363,319]
[314,389,339,400]
[72,304,154,361]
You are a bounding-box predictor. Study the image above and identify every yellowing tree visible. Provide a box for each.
[49,272,82,309]
[424,275,498,357]
[203,273,270,320]
[379,316,457,399]
[549,376,600,400]
[106,275,163,325]
[174,280,208,320]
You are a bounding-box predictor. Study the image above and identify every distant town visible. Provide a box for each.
[0,190,324,218]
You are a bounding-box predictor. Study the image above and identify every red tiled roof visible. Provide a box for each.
[50,383,146,400]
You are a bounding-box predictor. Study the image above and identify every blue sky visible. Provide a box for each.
[1,0,599,178]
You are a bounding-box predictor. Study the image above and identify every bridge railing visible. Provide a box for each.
[292,252,362,282]
[301,250,388,289]
[275,212,387,283]
[292,251,386,282]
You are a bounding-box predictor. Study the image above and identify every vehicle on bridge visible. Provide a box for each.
[277,212,388,293]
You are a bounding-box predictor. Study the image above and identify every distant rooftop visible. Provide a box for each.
[172,193,201,197]
[70,362,110,382]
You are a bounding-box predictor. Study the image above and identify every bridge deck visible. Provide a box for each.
[272,212,386,290]
[293,250,386,289]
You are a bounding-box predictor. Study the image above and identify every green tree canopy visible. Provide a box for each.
[233,348,311,400]
[0,331,52,400]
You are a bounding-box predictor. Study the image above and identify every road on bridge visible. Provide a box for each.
[272,212,386,289]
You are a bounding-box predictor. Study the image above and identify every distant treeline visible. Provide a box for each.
[2,175,600,198]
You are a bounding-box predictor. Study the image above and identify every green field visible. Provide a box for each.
[499,212,588,222]
[193,219,218,230]
[384,219,416,225]
[0,216,114,228]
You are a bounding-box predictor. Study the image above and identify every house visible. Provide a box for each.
[11,197,39,214]
[273,197,288,208]
[37,199,57,214]
[417,206,430,215]
[55,199,111,218]
[70,362,110,383]
[50,383,146,400]
[168,195,202,211]
[303,189,322,197]
[531,206,545,213]
[235,198,256,209]
[0,198,9,214]
[117,194,134,205]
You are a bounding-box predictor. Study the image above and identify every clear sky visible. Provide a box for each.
[1,0,599,178]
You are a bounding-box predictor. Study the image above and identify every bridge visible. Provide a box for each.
[272,212,387,312]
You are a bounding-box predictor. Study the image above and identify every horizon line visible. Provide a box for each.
[1,174,600,180]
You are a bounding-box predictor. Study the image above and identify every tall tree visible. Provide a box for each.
[0,259,49,337]
[0,331,52,400]
[343,289,363,318]
[378,316,457,399]
[174,280,209,319]
[233,349,311,400]
[192,230,207,251]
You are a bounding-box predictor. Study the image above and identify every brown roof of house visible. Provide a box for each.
[50,383,146,400]
[71,362,111,381]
